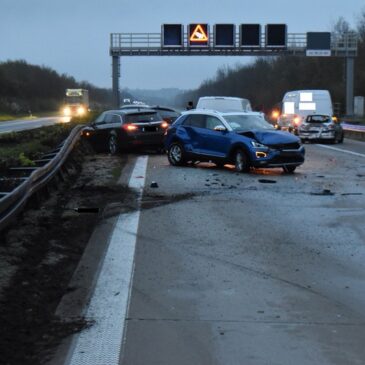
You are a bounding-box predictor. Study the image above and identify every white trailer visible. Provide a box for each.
[278,90,334,132]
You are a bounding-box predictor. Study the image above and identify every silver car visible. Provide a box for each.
[298,115,344,143]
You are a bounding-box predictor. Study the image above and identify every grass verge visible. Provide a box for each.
[0,112,99,174]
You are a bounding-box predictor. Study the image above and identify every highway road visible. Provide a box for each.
[0,116,70,134]
[54,139,365,365]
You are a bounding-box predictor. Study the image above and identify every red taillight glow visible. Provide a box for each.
[161,121,169,129]
[124,123,138,131]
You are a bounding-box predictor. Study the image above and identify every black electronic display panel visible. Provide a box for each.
[307,32,331,50]
[240,24,261,48]
[306,32,331,56]
[162,24,183,47]
[214,24,235,47]
[188,24,209,47]
[266,24,287,48]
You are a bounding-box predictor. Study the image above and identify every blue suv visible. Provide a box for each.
[164,110,305,173]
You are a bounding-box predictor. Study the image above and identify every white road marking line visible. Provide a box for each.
[316,144,365,158]
[66,155,148,365]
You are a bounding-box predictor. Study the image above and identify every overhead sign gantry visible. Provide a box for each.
[110,23,358,114]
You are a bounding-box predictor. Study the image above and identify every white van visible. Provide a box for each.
[277,90,334,132]
[196,96,252,112]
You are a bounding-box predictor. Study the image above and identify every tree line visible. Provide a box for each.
[177,13,365,115]
[0,60,112,114]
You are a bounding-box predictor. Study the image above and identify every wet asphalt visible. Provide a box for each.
[121,140,365,365]
[0,116,68,134]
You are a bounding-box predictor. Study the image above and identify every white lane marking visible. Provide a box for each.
[317,144,365,158]
[66,155,148,365]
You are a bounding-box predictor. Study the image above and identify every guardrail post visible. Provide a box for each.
[346,56,354,116]
[112,55,120,108]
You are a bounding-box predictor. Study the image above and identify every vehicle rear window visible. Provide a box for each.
[157,110,180,119]
[125,113,160,123]
[306,115,331,123]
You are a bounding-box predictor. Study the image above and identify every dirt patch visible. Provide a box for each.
[0,142,133,365]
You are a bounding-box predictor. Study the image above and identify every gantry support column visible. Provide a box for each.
[346,57,354,116]
[112,55,120,109]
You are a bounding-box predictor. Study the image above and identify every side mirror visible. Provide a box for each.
[214,125,227,132]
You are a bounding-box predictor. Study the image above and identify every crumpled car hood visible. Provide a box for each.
[237,130,299,145]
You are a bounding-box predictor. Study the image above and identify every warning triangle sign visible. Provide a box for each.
[190,24,208,42]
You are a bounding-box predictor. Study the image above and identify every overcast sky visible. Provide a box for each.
[0,0,363,90]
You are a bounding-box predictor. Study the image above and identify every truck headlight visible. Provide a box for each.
[77,107,86,115]
[63,107,71,116]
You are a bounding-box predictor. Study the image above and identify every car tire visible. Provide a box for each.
[233,149,249,173]
[167,142,186,166]
[108,135,119,155]
[338,133,344,144]
[283,165,296,173]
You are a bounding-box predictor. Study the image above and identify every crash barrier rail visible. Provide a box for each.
[342,123,365,132]
[342,123,365,142]
[0,125,83,232]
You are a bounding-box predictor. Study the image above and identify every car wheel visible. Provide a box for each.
[108,135,119,155]
[167,142,186,166]
[234,149,249,173]
[283,165,296,173]
[338,133,345,143]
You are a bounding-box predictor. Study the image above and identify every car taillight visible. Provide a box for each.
[271,110,280,119]
[123,123,138,131]
[293,116,301,125]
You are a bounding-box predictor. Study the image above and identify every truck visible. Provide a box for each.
[63,89,89,117]
[276,90,334,133]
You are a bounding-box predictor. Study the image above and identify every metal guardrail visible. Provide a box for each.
[0,125,83,232]
[110,32,358,57]
[342,123,365,132]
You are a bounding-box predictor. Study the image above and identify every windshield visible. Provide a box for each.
[66,96,82,104]
[306,115,331,123]
[224,115,275,131]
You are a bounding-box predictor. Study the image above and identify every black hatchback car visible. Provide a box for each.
[82,109,169,154]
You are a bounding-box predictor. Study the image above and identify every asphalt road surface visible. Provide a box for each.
[0,116,69,134]
[59,139,365,365]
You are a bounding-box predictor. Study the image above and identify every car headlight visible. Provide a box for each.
[251,141,267,148]
[299,124,308,131]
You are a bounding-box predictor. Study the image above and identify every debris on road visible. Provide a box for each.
[258,179,277,184]
[310,189,335,196]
